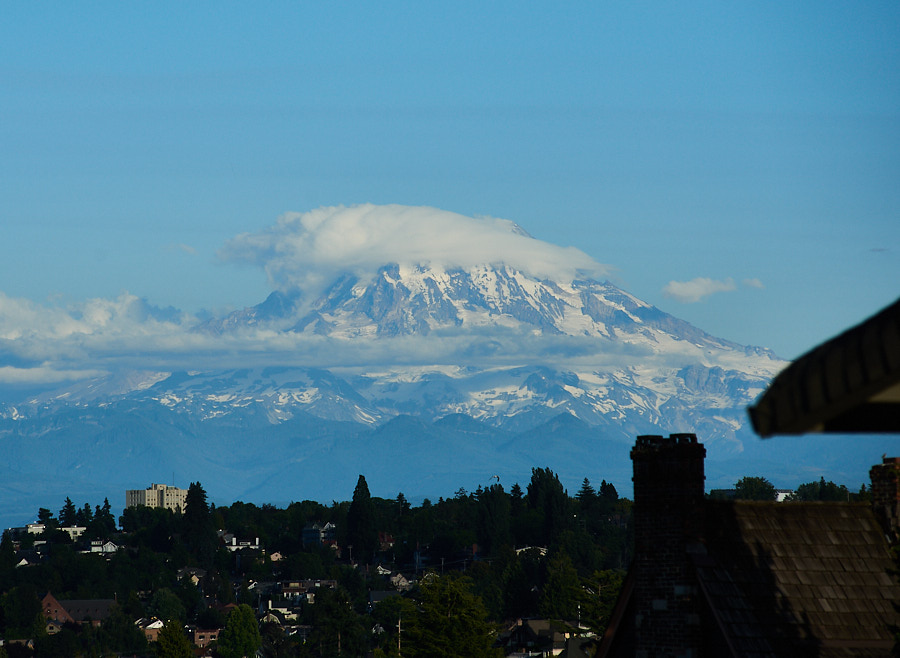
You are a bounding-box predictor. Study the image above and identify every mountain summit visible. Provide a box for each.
[182,255,784,434]
[204,259,775,361]
[9,204,870,528]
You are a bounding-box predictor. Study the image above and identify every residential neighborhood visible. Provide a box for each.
[0,473,633,657]
[1,450,894,657]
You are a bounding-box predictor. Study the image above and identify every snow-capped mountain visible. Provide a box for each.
[184,263,782,446]
[7,251,892,530]
[0,261,791,524]
[19,263,783,446]
[202,263,773,361]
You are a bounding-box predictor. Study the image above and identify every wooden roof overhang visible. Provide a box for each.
[749,296,900,437]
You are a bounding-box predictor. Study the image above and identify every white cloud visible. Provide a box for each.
[0,291,211,381]
[0,292,192,343]
[167,243,197,255]
[742,278,764,289]
[662,277,737,303]
[0,207,768,388]
[219,204,610,300]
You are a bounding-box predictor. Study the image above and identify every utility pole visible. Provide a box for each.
[398,612,402,655]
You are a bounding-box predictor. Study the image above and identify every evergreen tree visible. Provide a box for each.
[585,569,625,633]
[539,549,582,620]
[101,604,148,654]
[396,492,410,515]
[576,478,597,503]
[0,530,16,573]
[90,497,117,536]
[305,587,367,657]
[76,502,93,527]
[575,478,598,533]
[857,483,872,502]
[476,484,511,554]
[217,603,262,658]
[1,584,43,640]
[155,619,193,658]
[599,479,618,502]
[527,467,570,543]
[37,507,56,529]
[405,574,501,657]
[59,497,77,526]
[346,475,378,563]
[793,477,851,501]
[500,549,542,619]
[183,481,217,566]
[147,587,187,624]
[371,594,419,657]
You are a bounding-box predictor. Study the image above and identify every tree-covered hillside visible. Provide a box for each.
[0,469,631,657]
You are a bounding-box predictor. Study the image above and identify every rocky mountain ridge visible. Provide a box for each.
[12,259,890,530]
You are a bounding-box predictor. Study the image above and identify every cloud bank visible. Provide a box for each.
[219,204,610,300]
[662,276,765,303]
[663,277,736,303]
[0,288,668,388]
[0,206,772,391]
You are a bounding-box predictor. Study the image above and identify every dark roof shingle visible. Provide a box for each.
[696,500,900,656]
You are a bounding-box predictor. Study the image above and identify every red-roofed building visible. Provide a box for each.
[42,592,115,628]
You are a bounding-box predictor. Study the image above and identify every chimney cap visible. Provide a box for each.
[634,433,699,448]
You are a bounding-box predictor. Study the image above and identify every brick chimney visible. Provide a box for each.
[870,456,900,541]
[630,433,706,658]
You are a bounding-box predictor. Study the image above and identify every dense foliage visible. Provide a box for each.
[0,469,631,656]
[733,476,777,501]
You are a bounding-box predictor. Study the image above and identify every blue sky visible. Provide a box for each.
[2,2,899,367]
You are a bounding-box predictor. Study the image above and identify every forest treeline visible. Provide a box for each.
[0,470,864,657]
[0,468,630,657]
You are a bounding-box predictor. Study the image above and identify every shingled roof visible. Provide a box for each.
[598,435,900,658]
[696,500,900,657]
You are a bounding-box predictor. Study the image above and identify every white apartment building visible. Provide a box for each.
[125,483,188,513]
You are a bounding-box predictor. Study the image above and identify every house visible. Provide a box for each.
[263,600,299,622]
[60,526,86,541]
[390,572,413,592]
[176,566,207,585]
[774,489,794,502]
[220,533,261,552]
[45,619,65,635]
[280,579,338,605]
[4,523,47,536]
[498,618,578,657]
[42,592,116,628]
[598,434,900,657]
[11,524,87,541]
[86,539,119,554]
[191,626,221,648]
[302,522,337,548]
[135,617,164,642]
